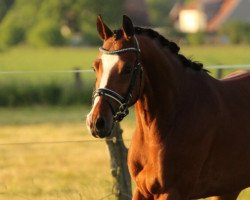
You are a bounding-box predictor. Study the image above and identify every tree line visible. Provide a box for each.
[0,0,174,49]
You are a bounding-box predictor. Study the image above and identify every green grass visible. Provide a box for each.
[0,106,134,200]
[0,45,250,74]
[0,46,97,106]
[182,45,250,66]
[0,105,88,125]
[0,123,113,200]
[0,46,97,89]
[181,45,250,77]
[0,46,97,71]
[0,45,250,82]
[0,106,250,199]
[1,45,250,71]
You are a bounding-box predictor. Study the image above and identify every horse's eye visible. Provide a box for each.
[92,59,100,72]
[121,64,132,75]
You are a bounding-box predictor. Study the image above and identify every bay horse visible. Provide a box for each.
[86,15,250,200]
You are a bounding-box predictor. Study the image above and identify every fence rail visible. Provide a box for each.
[0,69,92,74]
[0,138,131,146]
[0,64,250,75]
[206,64,250,69]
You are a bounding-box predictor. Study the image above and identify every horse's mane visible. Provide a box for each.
[113,27,205,72]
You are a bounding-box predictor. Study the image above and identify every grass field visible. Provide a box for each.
[0,106,250,200]
[0,106,135,200]
[0,45,250,71]
[0,45,250,73]
[0,46,97,90]
[0,123,113,200]
[0,45,250,199]
[0,46,97,71]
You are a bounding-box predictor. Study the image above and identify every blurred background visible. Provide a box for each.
[0,0,250,199]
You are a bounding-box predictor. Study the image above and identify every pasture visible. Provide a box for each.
[1,45,250,199]
[1,45,250,71]
[1,45,250,84]
[0,106,135,200]
[0,106,250,200]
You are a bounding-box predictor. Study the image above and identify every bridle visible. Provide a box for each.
[93,37,142,122]
[93,36,143,122]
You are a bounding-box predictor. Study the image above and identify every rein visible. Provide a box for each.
[93,36,142,122]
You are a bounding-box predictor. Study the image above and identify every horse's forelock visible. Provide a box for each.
[113,29,123,41]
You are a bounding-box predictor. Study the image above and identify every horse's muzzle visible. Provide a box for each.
[86,107,114,138]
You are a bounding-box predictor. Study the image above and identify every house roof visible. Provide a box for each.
[207,0,240,32]
[170,0,225,24]
[202,0,224,21]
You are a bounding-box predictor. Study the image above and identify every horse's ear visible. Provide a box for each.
[96,15,113,40]
[122,15,134,40]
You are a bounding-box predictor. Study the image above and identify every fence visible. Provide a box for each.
[0,64,249,200]
[207,64,250,79]
[1,63,250,75]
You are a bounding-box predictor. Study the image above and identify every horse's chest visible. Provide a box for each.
[128,140,165,195]
[129,158,163,196]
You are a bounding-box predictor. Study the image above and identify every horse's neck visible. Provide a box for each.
[135,37,185,137]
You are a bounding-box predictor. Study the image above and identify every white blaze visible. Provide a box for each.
[99,54,119,88]
[86,53,119,133]
[86,96,100,132]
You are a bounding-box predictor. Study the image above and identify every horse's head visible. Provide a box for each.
[86,15,143,138]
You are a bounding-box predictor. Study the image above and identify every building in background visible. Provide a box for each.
[170,0,250,33]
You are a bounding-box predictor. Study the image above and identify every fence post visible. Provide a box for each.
[216,68,223,79]
[74,67,83,90]
[105,123,132,200]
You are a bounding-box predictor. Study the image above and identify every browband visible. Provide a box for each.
[99,47,139,55]
[99,37,141,55]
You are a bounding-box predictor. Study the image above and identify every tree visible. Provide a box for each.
[80,0,123,44]
[145,0,174,27]
[0,0,15,22]
[0,0,124,48]
[0,0,41,48]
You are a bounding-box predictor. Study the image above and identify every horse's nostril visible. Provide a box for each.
[95,117,105,131]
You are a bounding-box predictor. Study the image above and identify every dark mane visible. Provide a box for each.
[113,27,205,72]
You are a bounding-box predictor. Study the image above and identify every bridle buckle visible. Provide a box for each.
[114,103,129,122]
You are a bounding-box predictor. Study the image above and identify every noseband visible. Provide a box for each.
[93,36,143,122]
